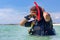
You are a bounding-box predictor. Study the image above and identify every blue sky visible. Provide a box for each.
[0,0,60,24]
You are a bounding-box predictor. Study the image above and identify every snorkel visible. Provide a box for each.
[34,2,41,21]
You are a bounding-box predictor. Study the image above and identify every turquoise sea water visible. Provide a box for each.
[0,25,60,40]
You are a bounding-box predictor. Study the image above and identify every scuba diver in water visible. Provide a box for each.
[20,6,55,36]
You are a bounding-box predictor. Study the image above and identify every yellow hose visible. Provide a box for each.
[31,22,34,27]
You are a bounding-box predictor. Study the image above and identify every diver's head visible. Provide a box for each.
[30,6,44,20]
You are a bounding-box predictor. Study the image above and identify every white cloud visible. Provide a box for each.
[49,12,60,23]
[55,16,59,19]
[49,12,60,19]
[0,8,28,24]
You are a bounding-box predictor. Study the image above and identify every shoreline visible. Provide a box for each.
[0,24,60,25]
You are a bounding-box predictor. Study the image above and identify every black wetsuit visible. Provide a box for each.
[24,13,55,36]
[25,18,55,36]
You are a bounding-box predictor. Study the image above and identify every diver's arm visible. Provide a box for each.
[20,14,32,26]
[20,18,28,26]
[20,18,32,27]
[43,12,51,22]
[24,21,32,27]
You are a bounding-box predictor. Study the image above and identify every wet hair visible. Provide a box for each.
[30,6,43,11]
[30,6,43,19]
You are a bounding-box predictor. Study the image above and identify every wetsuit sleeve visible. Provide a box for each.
[24,21,32,27]
[50,19,53,29]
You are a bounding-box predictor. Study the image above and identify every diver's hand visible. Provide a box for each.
[43,12,50,22]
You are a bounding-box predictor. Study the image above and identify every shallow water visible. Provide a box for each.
[0,25,60,40]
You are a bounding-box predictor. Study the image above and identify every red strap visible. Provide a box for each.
[34,2,41,21]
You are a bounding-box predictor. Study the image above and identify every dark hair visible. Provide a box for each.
[30,6,42,11]
[30,6,43,19]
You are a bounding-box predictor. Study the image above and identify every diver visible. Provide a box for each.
[20,6,55,36]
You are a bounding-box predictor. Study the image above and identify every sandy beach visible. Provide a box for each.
[53,24,60,26]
